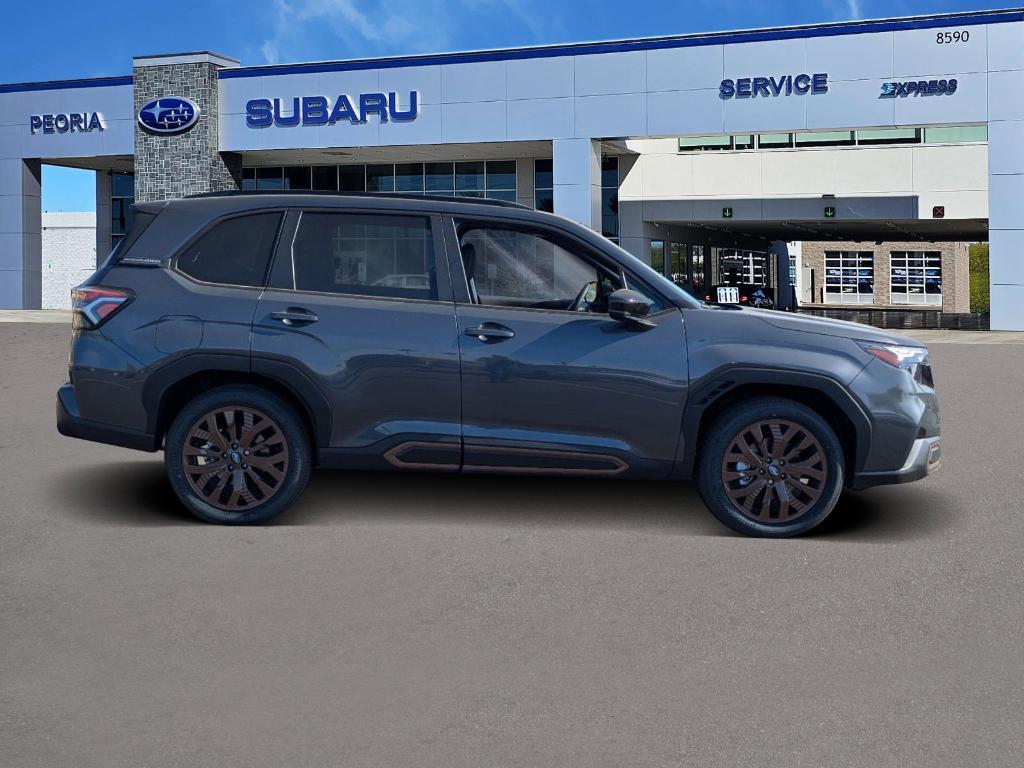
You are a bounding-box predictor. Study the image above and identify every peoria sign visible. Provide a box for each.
[30,112,104,134]
[246,92,418,127]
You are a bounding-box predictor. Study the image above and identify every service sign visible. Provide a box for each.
[720,73,829,99]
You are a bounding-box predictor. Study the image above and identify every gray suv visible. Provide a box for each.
[56,192,941,537]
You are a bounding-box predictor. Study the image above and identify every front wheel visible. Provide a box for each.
[696,397,844,537]
[164,385,312,525]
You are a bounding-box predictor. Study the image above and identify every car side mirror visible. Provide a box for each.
[608,288,655,328]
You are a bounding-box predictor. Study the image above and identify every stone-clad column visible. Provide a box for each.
[132,53,242,203]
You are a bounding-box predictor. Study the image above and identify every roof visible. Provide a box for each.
[2,8,1021,92]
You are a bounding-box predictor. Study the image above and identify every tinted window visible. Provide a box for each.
[177,213,282,287]
[290,212,437,301]
[458,225,623,311]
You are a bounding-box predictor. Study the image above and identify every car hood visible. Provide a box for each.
[737,307,924,347]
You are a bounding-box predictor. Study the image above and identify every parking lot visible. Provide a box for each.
[2,320,1022,768]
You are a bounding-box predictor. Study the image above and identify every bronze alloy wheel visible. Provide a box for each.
[720,418,827,523]
[182,406,289,512]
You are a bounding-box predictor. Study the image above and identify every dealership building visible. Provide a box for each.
[1,8,1022,327]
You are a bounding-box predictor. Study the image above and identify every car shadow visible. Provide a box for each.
[50,460,951,540]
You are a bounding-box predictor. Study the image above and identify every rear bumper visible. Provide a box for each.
[56,383,158,452]
[851,436,941,489]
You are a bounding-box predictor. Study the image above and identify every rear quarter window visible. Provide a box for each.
[176,212,283,287]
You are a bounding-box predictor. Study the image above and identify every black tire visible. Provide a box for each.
[165,385,312,525]
[696,397,844,538]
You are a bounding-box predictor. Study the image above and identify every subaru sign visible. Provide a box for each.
[245,92,418,128]
[720,73,828,99]
[879,79,958,97]
[137,97,201,134]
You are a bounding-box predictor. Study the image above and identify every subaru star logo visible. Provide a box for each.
[137,96,201,134]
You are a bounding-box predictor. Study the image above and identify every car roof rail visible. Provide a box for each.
[183,189,531,209]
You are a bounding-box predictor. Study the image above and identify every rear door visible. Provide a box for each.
[251,207,462,470]
[446,216,689,478]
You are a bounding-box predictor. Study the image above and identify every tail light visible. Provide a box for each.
[71,286,133,330]
[739,295,748,302]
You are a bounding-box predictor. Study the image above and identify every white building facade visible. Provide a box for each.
[1,9,1021,327]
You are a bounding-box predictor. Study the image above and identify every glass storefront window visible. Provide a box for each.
[109,172,134,251]
[678,135,732,151]
[757,133,793,148]
[534,159,554,213]
[366,164,394,192]
[284,166,311,190]
[111,173,134,198]
[256,167,285,189]
[649,240,666,275]
[824,251,874,304]
[394,163,424,193]
[733,134,754,150]
[534,159,553,190]
[891,251,942,305]
[311,165,338,191]
[486,160,516,193]
[425,162,454,193]
[455,161,485,194]
[339,165,365,192]
[242,167,257,190]
[924,125,988,143]
[794,131,855,147]
[857,128,920,145]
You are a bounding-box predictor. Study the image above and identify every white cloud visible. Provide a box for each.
[843,0,863,20]
[258,0,562,65]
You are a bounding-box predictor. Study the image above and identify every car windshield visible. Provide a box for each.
[604,239,703,309]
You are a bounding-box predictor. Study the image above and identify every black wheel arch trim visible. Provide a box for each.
[140,352,333,452]
[676,365,872,481]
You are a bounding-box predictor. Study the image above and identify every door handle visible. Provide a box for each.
[464,324,515,341]
[270,308,319,326]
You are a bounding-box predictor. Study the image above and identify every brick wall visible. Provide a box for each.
[41,212,95,309]
[133,60,241,203]
[800,240,970,313]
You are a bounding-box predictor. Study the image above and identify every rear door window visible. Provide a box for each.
[176,212,283,287]
[285,211,438,301]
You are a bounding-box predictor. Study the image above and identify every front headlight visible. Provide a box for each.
[856,340,929,374]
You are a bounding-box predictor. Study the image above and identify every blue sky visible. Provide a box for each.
[1,0,1011,211]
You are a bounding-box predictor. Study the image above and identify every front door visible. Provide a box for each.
[449,218,689,478]
[252,208,462,470]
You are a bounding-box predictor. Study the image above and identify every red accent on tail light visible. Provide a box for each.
[71,286,133,330]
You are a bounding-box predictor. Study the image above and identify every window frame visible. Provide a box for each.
[823,250,875,305]
[265,207,453,304]
[890,250,942,306]
[442,213,671,315]
[172,209,287,291]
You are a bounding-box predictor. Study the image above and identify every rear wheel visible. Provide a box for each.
[696,397,844,537]
[165,385,312,524]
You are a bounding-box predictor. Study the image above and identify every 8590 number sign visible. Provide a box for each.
[937,30,969,44]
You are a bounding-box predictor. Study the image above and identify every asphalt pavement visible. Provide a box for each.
[1,322,1021,768]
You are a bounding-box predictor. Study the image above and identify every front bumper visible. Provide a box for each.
[57,383,158,452]
[851,436,941,489]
